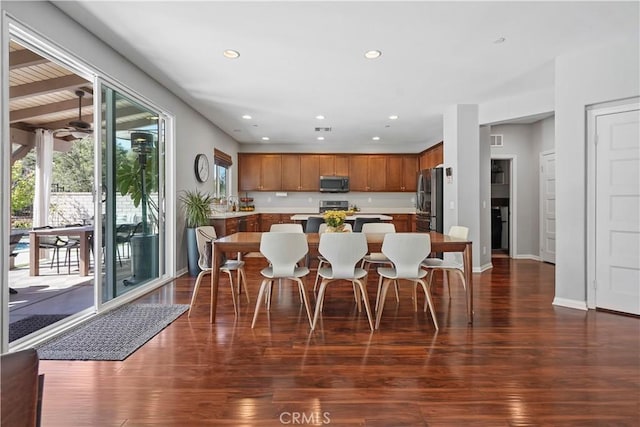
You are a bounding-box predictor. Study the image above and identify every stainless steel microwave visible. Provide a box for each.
[319,176,349,193]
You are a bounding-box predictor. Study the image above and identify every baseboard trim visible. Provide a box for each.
[473,263,493,273]
[552,297,588,311]
[513,254,542,261]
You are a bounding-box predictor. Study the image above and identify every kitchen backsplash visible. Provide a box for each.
[239,192,417,213]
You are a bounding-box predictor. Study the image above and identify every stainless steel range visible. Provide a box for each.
[319,200,349,213]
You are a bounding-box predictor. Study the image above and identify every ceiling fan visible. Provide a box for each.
[53,90,93,139]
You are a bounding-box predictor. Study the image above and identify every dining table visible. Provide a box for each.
[29,225,94,276]
[209,231,473,325]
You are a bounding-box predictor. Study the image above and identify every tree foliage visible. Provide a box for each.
[11,159,35,215]
[51,138,95,192]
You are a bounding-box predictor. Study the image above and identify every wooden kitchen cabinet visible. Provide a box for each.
[245,214,260,232]
[348,155,369,191]
[319,155,349,176]
[281,154,320,191]
[238,154,282,191]
[388,213,414,232]
[386,155,418,192]
[210,217,239,237]
[259,214,283,231]
[349,155,386,191]
[419,142,443,170]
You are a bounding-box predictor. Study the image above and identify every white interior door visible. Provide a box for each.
[595,108,640,314]
[540,151,556,263]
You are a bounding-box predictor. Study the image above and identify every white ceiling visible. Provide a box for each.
[52,1,639,152]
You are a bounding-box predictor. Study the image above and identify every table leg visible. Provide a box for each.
[29,233,40,276]
[210,243,221,323]
[463,243,473,324]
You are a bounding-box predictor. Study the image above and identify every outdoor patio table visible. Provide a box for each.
[29,225,93,276]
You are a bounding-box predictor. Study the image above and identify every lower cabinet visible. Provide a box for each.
[211,214,260,237]
[389,214,415,232]
[210,218,238,237]
[259,213,297,231]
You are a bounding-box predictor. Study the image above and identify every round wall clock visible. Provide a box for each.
[194,153,210,183]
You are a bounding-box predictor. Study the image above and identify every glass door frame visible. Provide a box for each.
[1,16,177,352]
[94,77,176,312]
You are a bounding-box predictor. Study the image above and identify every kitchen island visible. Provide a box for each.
[290,214,393,221]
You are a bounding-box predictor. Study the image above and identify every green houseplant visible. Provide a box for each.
[180,189,214,275]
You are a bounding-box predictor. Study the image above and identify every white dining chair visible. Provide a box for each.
[252,232,313,328]
[188,226,249,317]
[313,223,352,292]
[312,232,373,331]
[359,222,399,308]
[421,225,469,314]
[375,233,438,331]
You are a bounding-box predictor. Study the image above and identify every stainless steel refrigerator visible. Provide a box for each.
[416,168,444,233]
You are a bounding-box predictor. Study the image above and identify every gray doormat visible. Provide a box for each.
[36,304,189,361]
[10,314,71,342]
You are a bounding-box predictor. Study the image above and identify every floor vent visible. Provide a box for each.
[315,127,332,132]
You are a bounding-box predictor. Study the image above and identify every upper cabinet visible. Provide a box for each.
[386,155,418,192]
[238,154,282,191]
[419,142,443,170]
[349,155,389,192]
[239,152,419,192]
[281,154,320,191]
[318,154,349,176]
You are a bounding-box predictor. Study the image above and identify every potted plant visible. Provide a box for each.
[180,189,214,275]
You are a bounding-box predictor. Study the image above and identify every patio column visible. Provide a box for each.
[32,129,53,227]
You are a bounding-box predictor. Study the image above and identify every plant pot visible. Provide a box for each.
[186,227,201,276]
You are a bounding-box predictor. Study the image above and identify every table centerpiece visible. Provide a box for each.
[322,210,348,232]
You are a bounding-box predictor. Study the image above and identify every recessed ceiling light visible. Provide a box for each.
[364,50,382,59]
[261,136,270,141]
[493,37,506,44]
[242,114,252,120]
[389,115,399,120]
[316,115,325,120]
[223,49,240,59]
[317,136,325,141]
[372,136,380,141]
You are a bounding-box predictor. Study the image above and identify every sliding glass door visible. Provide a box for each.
[99,84,166,303]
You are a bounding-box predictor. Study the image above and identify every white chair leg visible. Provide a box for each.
[375,278,393,329]
[352,281,362,313]
[188,270,210,317]
[224,269,238,316]
[418,278,439,330]
[252,279,270,328]
[354,278,374,331]
[293,278,313,328]
[313,259,326,292]
[239,268,250,303]
[312,279,330,330]
[375,275,384,312]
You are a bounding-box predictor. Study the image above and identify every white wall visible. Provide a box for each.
[531,116,555,153]
[479,126,492,268]
[1,1,240,272]
[554,37,640,307]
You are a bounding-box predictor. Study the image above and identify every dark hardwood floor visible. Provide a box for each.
[37,258,640,426]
